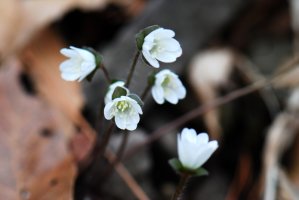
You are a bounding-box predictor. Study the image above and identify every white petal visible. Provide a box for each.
[104,102,114,120]
[197,133,209,144]
[208,141,219,150]
[184,129,198,143]
[71,46,95,62]
[164,89,179,104]
[142,50,159,68]
[115,114,126,130]
[125,114,139,131]
[126,122,137,131]
[60,48,77,58]
[104,81,126,104]
[61,72,80,81]
[155,52,177,63]
[171,48,183,57]
[160,38,181,52]
[130,101,143,114]
[154,28,175,39]
[81,62,96,72]
[60,60,77,72]
[193,144,218,168]
[151,86,165,104]
[176,84,186,99]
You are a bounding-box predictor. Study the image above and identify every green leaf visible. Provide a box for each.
[193,167,209,177]
[112,86,128,100]
[168,158,184,173]
[128,94,144,107]
[135,25,160,50]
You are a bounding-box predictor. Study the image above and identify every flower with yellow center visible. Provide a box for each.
[104,96,143,131]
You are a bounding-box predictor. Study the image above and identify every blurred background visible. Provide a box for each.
[0,0,299,199]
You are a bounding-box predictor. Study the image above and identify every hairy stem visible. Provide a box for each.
[172,173,190,200]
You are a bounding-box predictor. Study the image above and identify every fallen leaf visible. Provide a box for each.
[0,59,77,200]
[0,0,135,59]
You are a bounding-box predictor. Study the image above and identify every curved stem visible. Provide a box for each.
[125,51,140,88]
[172,173,190,200]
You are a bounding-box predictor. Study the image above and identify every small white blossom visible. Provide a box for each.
[104,96,143,131]
[151,69,186,104]
[178,128,218,170]
[104,81,127,104]
[59,46,96,81]
[142,28,182,68]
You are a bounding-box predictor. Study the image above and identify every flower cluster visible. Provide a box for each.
[103,82,142,130]
[104,95,142,131]
[59,26,186,131]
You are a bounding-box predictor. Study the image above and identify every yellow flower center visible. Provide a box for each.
[116,101,131,112]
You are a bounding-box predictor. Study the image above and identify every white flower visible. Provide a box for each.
[59,46,96,81]
[151,69,186,104]
[104,81,127,104]
[104,96,143,131]
[178,128,218,170]
[142,28,182,68]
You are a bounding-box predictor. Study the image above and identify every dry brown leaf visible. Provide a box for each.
[0,59,77,200]
[0,0,135,59]
[261,89,299,200]
[20,28,84,124]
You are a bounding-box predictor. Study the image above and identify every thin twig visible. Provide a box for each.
[105,149,150,200]
[171,173,190,200]
[97,122,115,156]
[124,79,268,160]
[102,130,130,179]
[102,50,141,176]
[125,51,140,88]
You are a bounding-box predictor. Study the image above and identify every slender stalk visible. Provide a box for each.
[105,150,150,200]
[101,64,112,83]
[98,122,115,156]
[125,51,140,88]
[110,74,152,169]
[114,131,129,163]
[172,173,190,200]
[101,130,129,179]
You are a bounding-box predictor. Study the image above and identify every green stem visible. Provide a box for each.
[125,51,140,88]
[171,173,190,200]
